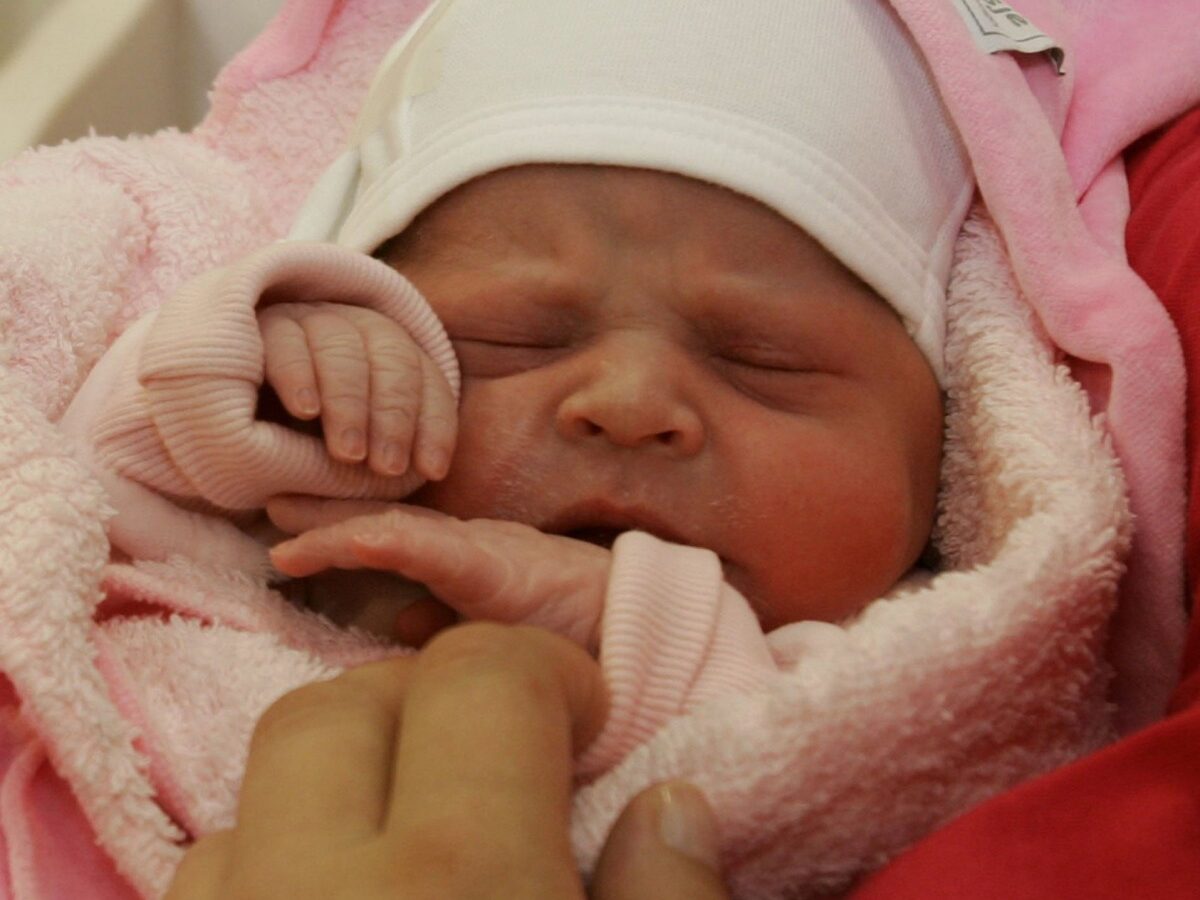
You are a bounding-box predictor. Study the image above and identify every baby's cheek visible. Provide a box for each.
[409,391,559,521]
[746,462,925,627]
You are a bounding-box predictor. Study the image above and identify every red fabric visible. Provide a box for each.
[849,106,1200,899]
[1129,107,1200,710]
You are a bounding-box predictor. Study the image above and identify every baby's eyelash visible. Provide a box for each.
[723,356,801,372]
[716,347,815,372]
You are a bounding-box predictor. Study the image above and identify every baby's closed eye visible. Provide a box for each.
[451,335,570,378]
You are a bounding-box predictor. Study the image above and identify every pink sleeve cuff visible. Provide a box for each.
[577,531,776,775]
[62,242,460,566]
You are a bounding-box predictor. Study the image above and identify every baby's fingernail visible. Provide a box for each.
[383,443,409,475]
[422,447,450,480]
[296,389,319,417]
[268,544,299,571]
[340,428,366,460]
[656,783,721,870]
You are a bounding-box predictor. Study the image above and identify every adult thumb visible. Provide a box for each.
[591,782,730,900]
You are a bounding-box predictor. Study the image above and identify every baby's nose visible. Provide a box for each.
[554,342,705,456]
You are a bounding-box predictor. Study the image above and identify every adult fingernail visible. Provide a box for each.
[341,428,366,460]
[296,389,319,417]
[656,783,721,870]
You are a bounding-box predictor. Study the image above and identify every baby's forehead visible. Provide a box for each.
[379,168,907,354]
[382,165,855,287]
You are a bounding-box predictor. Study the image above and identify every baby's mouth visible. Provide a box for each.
[562,526,625,549]
[544,501,689,549]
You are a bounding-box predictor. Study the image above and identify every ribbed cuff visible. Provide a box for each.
[577,532,774,775]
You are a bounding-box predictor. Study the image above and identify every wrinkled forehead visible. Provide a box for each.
[381,164,861,286]
[378,165,904,341]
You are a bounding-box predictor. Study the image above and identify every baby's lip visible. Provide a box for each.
[542,500,691,548]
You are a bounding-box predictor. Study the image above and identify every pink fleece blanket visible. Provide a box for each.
[0,1,1196,897]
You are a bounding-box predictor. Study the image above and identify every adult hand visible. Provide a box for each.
[165,623,728,900]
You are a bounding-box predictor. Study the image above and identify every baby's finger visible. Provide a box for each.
[266,495,400,535]
[270,527,366,577]
[391,595,458,647]
[413,351,459,481]
[350,520,512,614]
[360,319,424,477]
[302,310,370,463]
[270,505,450,576]
[259,308,321,420]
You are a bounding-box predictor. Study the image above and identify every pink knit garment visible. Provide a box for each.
[61,241,459,570]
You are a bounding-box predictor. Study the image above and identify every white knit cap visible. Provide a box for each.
[289,0,974,380]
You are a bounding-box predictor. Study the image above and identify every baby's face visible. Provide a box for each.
[383,165,942,628]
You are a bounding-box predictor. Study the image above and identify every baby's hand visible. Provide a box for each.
[268,497,610,651]
[258,301,457,479]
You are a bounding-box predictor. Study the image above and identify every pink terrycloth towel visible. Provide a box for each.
[888,0,1197,730]
[0,1,1196,898]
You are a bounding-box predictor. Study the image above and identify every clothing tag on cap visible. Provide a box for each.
[954,0,1066,74]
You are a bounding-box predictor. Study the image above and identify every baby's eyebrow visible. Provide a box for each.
[461,274,579,310]
[437,268,589,331]
[690,278,814,334]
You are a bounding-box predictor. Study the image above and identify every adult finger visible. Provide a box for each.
[301,309,370,464]
[591,782,729,900]
[391,594,458,646]
[230,658,414,855]
[164,830,234,900]
[386,624,609,897]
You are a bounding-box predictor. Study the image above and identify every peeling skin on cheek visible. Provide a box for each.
[471,448,550,526]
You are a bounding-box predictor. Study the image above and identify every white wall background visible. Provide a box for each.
[0,0,64,63]
[0,0,281,160]
[177,0,283,125]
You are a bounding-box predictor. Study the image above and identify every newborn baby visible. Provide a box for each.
[65,0,972,774]
[37,2,1140,893]
[267,164,943,649]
